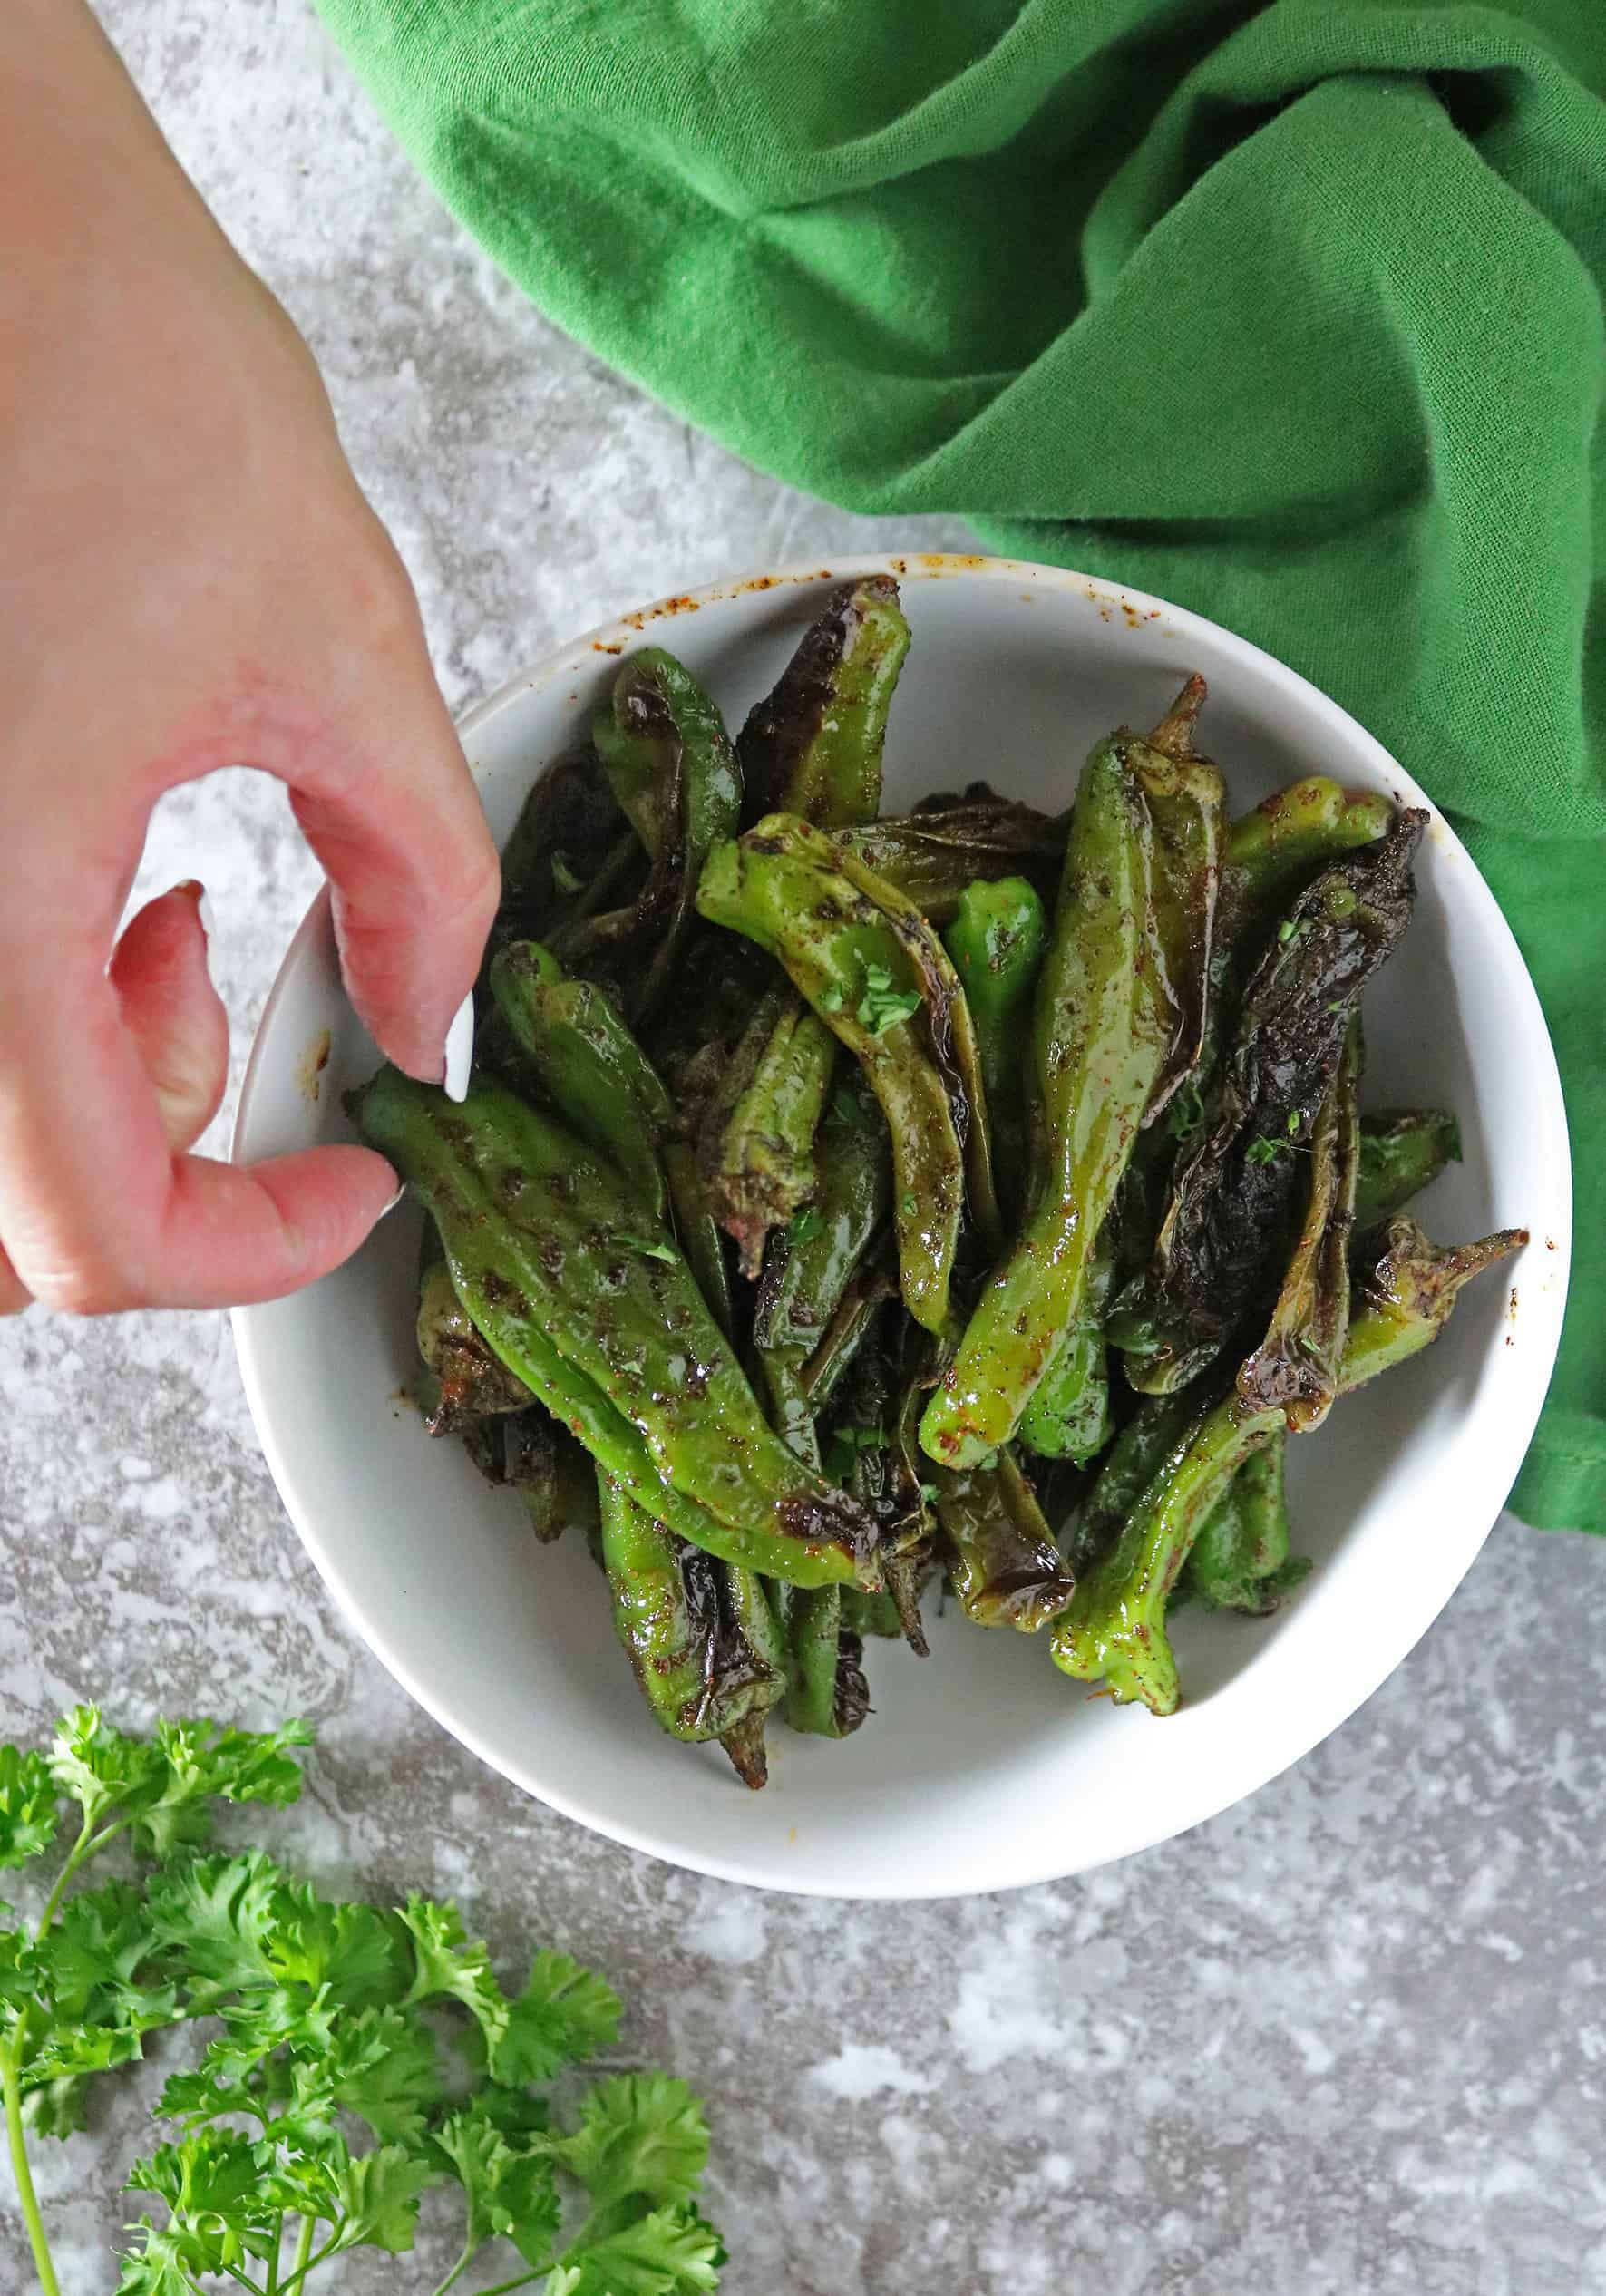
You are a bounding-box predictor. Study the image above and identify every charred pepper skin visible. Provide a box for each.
[598,1474,785,1776]
[920,721,1176,1466]
[1237,1018,1362,1432]
[1053,1216,1527,1712]
[585,647,743,1023]
[697,815,994,1332]
[838,803,1065,923]
[737,575,911,829]
[1114,809,1426,1395]
[699,988,837,1279]
[931,1450,1076,1632]
[353,1068,877,1590]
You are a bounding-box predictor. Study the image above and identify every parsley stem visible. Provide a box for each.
[0,1812,104,2296]
[1,2041,59,2296]
[275,2226,341,2296]
[462,2271,548,2296]
[288,2215,317,2281]
[431,2239,479,2296]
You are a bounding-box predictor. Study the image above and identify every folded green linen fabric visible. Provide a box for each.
[313,0,1606,1530]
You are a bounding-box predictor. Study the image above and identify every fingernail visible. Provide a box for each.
[442,992,474,1104]
[173,880,217,939]
[377,1182,407,1219]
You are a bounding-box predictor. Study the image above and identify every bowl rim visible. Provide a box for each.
[232,549,1572,1898]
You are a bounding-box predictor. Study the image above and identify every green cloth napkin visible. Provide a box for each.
[316,0,1606,1532]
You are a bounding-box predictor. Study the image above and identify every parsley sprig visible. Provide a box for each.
[0,1709,723,2296]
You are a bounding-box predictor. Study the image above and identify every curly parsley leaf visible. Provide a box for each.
[436,2102,563,2263]
[326,2143,433,2254]
[396,1892,511,2053]
[494,1951,623,2086]
[556,2073,710,2217]
[0,1748,60,1871]
[565,2202,726,2296]
[855,961,921,1036]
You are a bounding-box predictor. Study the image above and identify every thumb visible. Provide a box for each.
[282,550,500,1082]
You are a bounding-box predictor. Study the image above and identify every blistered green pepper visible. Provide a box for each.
[355,1069,877,1589]
[1018,1225,1117,1463]
[755,1082,891,1353]
[1354,1109,1462,1230]
[1184,1436,1306,1613]
[920,720,1178,1465]
[932,1449,1076,1632]
[699,987,837,1277]
[698,815,998,1331]
[1237,1019,1362,1432]
[837,803,1065,924]
[489,939,734,1339]
[598,1474,785,1786]
[1222,777,1394,948]
[1053,1216,1527,1712]
[738,575,910,828]
[942,876,1046,1213]
[585,647,743,1020]
[415,1257,531,1430]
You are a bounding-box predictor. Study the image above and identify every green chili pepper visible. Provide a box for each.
[1222,777,1395,947]
[754,1084,891,1357]
[1053,1215,1527,1712]
[1354,1108,1462,1230]
[490,939,735,1338]
[840,1587,907,1639]
[942,875,1047,1214]
[699,987,837,1278]
[415,1257,532,1430]
[1018,1224,1117,1463]
[354,1069,877,1589]
[1183,1436,1306,1613]
[738,575,910,828]
[498,1407,602,1545]
[920,721,1176,1464]
[598,1474,785,1783]
[836,802,1066,924]
[490,939,670,1221]
[931,1449,1076,1632]
[1138,677,1227,1124]
[1237,1018,1362,1432]
[583,647,743,1022]
[698,815,998,1331]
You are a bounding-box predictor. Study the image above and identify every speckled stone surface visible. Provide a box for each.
[1,6,1601,2291]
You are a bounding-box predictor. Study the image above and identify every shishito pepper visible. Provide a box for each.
[697,813,998,1332]
[1354,1107,1461,1230]
[1052,1215,1528,1713]
[489,939,734,1338]
[942,875,1046,1216]
[930,1449,1075,1632]
[738,575,911,828]
[354,1069,877,1590]
[581,647,743,1023]
[1237,1017,1362,1433]
[698,986,837,1278]
[597,1474,786,1787]
[919,713,1183,1466]
[1183,1436,1305,1613]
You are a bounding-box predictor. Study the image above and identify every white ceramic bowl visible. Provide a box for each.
[233,554,1571,1898]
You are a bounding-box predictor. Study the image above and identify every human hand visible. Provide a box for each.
[0,1,498,1315]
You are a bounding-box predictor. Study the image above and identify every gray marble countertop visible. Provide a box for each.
[1,6,1600,2290]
